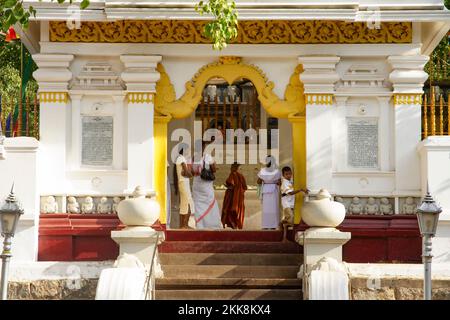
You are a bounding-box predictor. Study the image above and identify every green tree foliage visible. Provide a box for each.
[195,0,238,50]
[0,0,36,32]
[0,65,20,122]
[425,35,450,82]
[1,0,238,50]
[1,9,37,118]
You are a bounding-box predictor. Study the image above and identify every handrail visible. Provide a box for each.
[144,231,160,300]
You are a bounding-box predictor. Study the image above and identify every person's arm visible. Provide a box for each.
[257,178,263,185]
[287,188,309,196]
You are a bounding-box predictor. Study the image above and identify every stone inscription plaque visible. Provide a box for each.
[82,116,113,166]
[347,118,378,169]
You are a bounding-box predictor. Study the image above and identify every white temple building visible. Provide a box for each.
[1,0,450,300]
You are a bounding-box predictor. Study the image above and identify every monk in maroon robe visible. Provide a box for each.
[221,163,247,229]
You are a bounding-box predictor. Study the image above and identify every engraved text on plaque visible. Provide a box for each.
[347,118,378,169]
[82,116,113,166]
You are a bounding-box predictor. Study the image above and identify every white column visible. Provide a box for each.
[69,94,82,169]
[32,54,74,194]
[120,55,162,194]
[112,94,126,170]
[299,56,340,193]
[388,55,429,194]
[334,96,348,172]
[377,96,393,172]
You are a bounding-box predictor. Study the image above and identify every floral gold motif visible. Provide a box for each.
[49,20,412,44]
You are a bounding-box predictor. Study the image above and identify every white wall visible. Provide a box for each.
[418,136,450,263]
[0,138,39,261]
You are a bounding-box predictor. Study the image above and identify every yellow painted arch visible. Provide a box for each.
[155,56,305,119]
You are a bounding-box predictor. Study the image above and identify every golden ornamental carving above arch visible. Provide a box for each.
[154,56,305,119]
[49,20,412,44]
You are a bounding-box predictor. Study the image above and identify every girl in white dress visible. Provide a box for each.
[191,142,222,229]
[257,156,282,230]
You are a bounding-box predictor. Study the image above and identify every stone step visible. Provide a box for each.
[155,289,302,300]
[165,230,288,242]
[161,265,299,279]
[159,253,301,266]
[156,277,302,289]
[159,241,301,254]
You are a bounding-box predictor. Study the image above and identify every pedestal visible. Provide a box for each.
[111,227,164,266]
[296,227,351,273]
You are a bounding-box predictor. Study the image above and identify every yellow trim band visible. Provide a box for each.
[305,94,334,105]
[38,92,68,103]
[393,94,423,105]
[127,92,154,104]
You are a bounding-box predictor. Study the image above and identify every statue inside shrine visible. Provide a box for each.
[67,196,80,213]
[364,197,379,215]
[98,197,112,214]
[227,85,238,103]
[402,197,417,215]
[380,197,394,215]
[349,197,363,215]
[206,85,217,101]
[81,196,95,214]
[43,196,58,214]
[112,197,121,214]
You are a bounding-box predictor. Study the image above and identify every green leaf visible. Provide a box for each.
[80,0,90,10]
[4,0,17,9]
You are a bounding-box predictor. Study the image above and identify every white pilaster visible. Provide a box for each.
[377,96,392,172]
[299,56,340,192]
[69,94,82,169]
[120,55,162,193]
[32,54,74,194]
[388,55,429,194]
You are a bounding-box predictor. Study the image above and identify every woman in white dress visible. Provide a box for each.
[191,141,222,230]
[173,144,195,229]
[257,156,282,230]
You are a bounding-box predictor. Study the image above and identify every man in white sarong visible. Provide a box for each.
[257,156,282,230]
[192,140,222,230]
[174,144,195,229]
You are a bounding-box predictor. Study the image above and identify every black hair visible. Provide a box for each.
[282,166,292,174]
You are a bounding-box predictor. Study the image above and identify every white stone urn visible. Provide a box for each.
[117,186,160,227]
[301,189,346,228]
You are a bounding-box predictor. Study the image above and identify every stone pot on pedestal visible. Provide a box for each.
[117,186,160,227]
[301,189,346,228]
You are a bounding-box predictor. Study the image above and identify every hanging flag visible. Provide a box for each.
[11,42,32,136]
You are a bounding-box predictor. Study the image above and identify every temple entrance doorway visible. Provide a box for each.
[167,77,286,230]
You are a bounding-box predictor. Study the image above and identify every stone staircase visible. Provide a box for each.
[155,231,303,300]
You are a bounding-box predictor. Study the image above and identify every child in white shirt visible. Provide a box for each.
[280,166,309,235]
